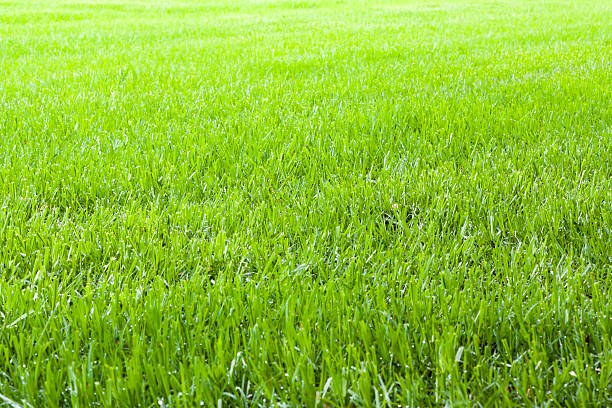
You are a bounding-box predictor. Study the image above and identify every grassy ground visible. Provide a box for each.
[1,0,611,406]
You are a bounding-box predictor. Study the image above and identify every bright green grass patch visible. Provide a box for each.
[0,0,611,406]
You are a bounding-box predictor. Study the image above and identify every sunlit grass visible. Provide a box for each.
[0,0,611,406]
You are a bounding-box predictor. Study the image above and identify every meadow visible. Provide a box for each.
[0,0,611,406]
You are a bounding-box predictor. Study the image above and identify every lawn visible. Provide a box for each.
[0,0,611,406]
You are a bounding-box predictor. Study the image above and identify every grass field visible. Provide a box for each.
[1,0,611,406]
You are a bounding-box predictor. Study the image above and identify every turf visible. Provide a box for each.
[0,0,611,406]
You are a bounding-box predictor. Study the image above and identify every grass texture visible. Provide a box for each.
[0,0,611,406]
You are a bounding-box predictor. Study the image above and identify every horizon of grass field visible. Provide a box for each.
[0,0,611,406]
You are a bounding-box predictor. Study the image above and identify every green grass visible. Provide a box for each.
[1,0,611,406]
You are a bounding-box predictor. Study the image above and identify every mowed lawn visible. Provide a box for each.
[0,0,611,406]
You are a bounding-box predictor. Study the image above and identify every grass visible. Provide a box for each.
[0,0,611,406]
